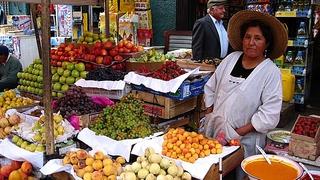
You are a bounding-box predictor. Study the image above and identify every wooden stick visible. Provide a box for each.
[41,0,54,155]
[30,4,42,59]
[104,0,110,37]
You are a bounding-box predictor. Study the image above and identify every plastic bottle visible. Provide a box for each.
[297,22,306,36]
[295,50,304,64]
[286,51,294,63]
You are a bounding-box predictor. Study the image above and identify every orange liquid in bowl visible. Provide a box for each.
[244,158,299,180]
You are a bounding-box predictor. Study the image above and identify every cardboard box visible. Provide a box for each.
[288,115,320,160]
[132,90,197,119]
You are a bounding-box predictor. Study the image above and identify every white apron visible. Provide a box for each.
[204,58,272,158]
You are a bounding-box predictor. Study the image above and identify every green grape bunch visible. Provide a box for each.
[90,94,153,140]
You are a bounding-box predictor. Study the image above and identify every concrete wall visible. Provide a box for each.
[151,0,176,46]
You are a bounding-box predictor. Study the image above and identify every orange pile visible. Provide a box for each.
[162,128,223,163]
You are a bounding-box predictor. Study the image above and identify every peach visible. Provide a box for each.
[76,150,88,160]
[21,162,32,175]
[10,161,21,171]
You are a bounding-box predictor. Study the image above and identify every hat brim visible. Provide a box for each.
[227,10,288,59]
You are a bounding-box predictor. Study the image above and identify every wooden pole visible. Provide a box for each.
[30,4,42,59]
[41,0,55,155]
[104,0,110,37]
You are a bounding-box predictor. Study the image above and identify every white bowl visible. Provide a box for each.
[241,154,303,180]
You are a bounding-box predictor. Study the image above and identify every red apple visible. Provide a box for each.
[57,51,63,56]
[103,41,113,50]
[58,47,64,51]
[103,56,113,65]
[57,61,62,66]
[109,49,118,57]
[118,47,124,53]
[59,43,66,48]
[114,55,123,62]
[94,49,101,56]
[95,56,104,64]
[94,42,102,48]
[100,49,108,56]
[89,55,96,62]
[50,60,57,66]
[118,41,124,48]
[125,42,134,49]
[123,47,131,53]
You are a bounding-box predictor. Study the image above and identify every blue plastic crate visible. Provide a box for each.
[132,74,212,100]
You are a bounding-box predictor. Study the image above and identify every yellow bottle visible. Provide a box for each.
[281,68,295,102]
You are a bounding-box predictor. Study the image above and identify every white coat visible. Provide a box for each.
[204,51,282,158]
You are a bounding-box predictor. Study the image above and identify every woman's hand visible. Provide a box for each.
[205,106,213,114]
[235,123,255,136]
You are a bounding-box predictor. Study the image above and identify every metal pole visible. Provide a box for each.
[41,0,55,155]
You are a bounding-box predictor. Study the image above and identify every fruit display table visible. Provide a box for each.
[204,146,244,180]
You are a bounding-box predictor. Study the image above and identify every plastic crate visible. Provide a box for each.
[82,84,131,100]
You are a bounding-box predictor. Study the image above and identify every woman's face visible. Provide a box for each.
[242,26,268,59]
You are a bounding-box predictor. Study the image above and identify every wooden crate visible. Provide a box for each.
[290,115,320,143]
[176,59,216,71]
[132,90,197,119]
[77,112,101,129]
[288,115,320,160]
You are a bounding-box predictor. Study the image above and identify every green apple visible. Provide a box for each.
[52,91,57,97]
[59,76,66,84]
[37,76,43,82]
[65,77,75,85]
[53,82,62,91]
[52,74,60,82]
[62,61,69,69]
[63,70,71,77]
[66,63,75,71]
[57,67,64,76]
[61,84,69,92]
[71,70,80,78]
[57,92,63,98]
[80,71,88,78]
[75,63,85,72]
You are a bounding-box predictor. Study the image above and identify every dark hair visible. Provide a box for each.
[0,45,9,56]
[240,20,273,54]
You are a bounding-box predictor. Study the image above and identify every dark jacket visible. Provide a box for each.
[0,55,22,91]
[192,15,232,60]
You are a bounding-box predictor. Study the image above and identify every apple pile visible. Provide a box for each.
[116,39,144,54]
[62,150,125,179]
[0,160,36,180]
[77,32,110,44]
[0,114,21,139]
[129,48,174,63]
[52,62,87,97]
[50,41,126,71]
[293,116,320,138]
[17,58,44,95]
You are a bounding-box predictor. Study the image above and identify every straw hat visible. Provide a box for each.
[227,10,288,59]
